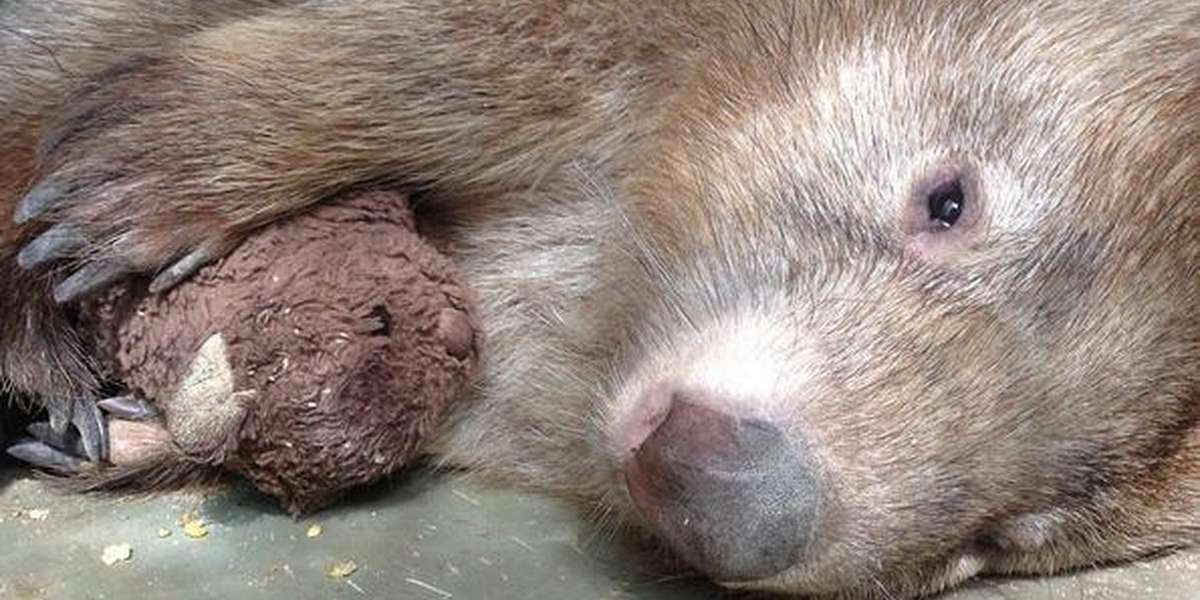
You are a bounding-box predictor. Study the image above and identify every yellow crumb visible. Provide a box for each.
[327,560,358,578]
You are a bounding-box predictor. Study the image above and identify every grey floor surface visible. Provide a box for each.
[0,465,1196,600]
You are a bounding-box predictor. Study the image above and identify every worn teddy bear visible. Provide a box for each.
[57,189,478,514]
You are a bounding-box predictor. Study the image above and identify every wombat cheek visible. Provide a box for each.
[108,420,173,465]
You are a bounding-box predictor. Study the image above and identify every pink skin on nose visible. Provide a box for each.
[622,392,750,519]
[612,380,675,459]
[617,382,755,522]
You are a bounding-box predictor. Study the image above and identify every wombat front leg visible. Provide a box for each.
[14,1,652,301]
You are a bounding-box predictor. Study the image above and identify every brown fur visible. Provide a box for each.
[1,1,1198,598]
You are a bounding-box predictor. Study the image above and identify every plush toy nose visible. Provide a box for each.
[624,393,820,582]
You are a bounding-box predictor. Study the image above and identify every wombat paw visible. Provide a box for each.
[15,182,231,302]
[12,55,244,302]
[5,395,157,473]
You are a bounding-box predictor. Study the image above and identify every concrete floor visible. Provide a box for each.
[0,463,1197,600]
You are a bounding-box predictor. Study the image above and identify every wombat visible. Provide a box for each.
[2,1,1198,598]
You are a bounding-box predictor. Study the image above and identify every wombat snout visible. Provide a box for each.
[624,388,821,581]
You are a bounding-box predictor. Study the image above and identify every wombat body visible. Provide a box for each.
[1,1,1198,597]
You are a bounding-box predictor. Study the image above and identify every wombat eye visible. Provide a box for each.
[927,179,965,229]
[904,164,984,255]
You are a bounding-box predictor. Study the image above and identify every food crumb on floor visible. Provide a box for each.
[328,560,358,578]
[101,543,133,566]
[180,512,209,539]
[306,523,323,538]
[157,527,172,538]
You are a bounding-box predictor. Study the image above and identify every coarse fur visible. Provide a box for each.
[2,1,1199,598]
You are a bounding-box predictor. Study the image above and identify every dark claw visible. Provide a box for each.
[17,224,88,269]
[98,394,159,421]
[43,396,108,463]
[149,247,215,294]
[6,440,84,474]
[27,422,86,457]
[53,260,130,303]
[72,397,108,463]
[13,180,70,225]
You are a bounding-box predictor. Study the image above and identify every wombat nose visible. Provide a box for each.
[624,394,820,582]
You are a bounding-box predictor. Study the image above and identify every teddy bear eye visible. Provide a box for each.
[927,179,965,229]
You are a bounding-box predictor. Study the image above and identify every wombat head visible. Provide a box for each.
[598,2,1199,597]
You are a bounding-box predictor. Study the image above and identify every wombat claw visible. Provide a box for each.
[47,396,107,462]
[11,179,65,225]
[16,224,87,270]
[148,247,218,294]
[97,394,160,421]
[6,435,85,474]
[51,260,133,304]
